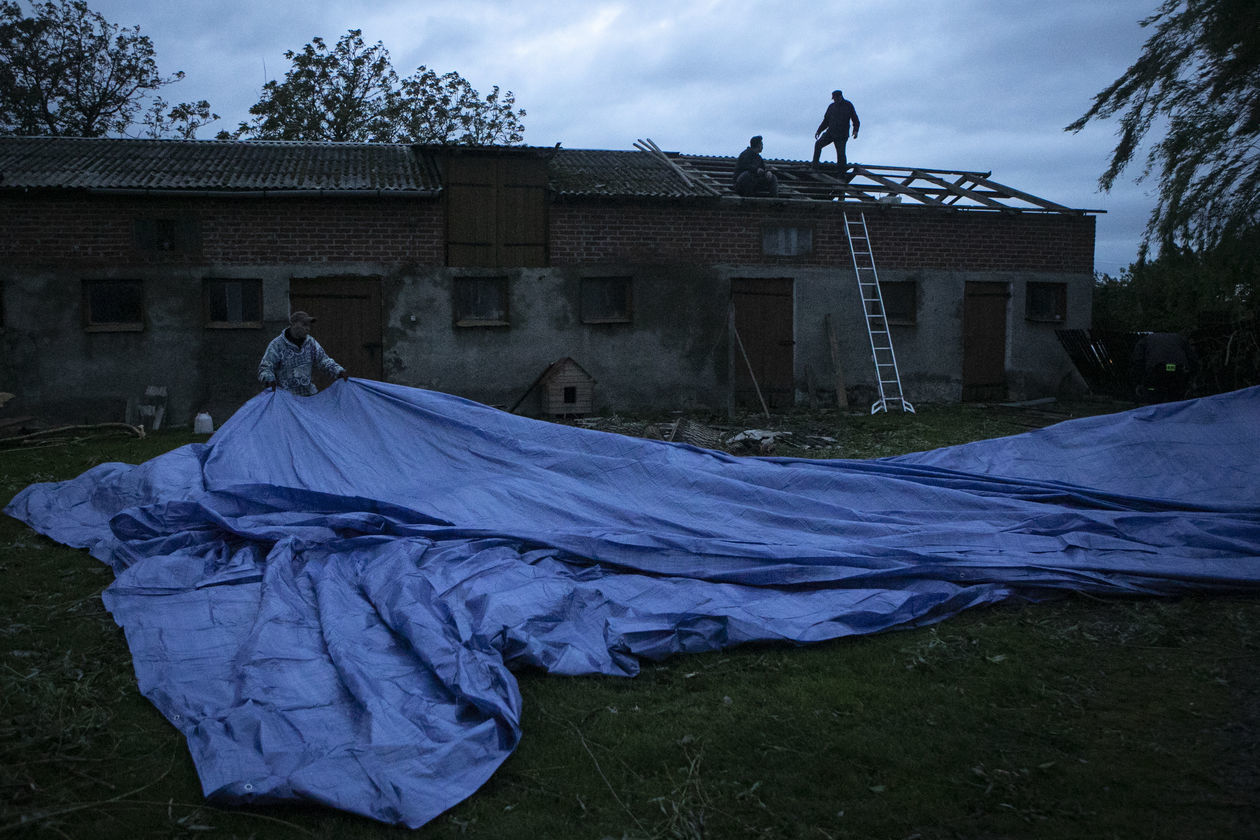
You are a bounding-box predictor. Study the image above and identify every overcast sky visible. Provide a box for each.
[88,0,1161,275]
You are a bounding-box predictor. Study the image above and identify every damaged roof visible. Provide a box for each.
[0,135,1095,214]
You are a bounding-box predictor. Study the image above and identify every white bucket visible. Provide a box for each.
[194,412,214,434]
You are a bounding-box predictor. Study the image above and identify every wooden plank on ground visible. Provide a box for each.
[825,313,849,409]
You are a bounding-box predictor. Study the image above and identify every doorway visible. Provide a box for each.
[731,278,795,409]
[289,276,384,384]
[962,281,1009,401]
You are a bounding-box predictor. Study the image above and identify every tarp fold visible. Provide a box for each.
[7,381,1259,827]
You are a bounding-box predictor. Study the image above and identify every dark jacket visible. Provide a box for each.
[733,146,766,185]
[818,98,859,136]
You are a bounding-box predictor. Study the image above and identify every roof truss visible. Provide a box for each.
[675,154,1094,214]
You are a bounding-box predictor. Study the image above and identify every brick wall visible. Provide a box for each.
[0,194,445,267]
[549,201,1095,274]
[2,192,1094,275]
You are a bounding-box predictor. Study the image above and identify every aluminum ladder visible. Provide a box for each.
[843,212,914,414]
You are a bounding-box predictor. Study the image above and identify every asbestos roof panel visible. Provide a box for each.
[548,148,721,198]
[0,136,441,193]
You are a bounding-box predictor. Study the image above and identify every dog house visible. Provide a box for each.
[538,357,595,416]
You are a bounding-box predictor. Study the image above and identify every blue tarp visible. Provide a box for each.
[6,381,1260,828]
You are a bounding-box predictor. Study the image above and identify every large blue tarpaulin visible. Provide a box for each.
[6,381,1260,827]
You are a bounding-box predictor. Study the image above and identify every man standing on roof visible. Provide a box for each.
[258,311,348,395]
[733,135,779,197]
[812,89,860,172]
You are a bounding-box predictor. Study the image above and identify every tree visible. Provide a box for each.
[239,29,525,145]
[0,0,216,138]
[140,96,216,140]
[394,68,525,145]
[1067,0,1260,252]
[1091,230,1259,393]
[239,30,396,142]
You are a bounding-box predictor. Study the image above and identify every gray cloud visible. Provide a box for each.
[87,0,1160,271]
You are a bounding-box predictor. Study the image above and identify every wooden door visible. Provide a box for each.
[962,281,1008,401]
[289,276,383,384]
[731,278,794,409]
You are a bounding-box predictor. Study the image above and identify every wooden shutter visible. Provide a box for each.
[445,155,547,267]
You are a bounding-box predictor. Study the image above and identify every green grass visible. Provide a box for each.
[2,405,1258,839]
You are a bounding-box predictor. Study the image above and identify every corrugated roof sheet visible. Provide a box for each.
[0,136,440,193]
[548,148,719,198]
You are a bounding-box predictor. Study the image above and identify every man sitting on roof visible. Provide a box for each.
[733,136,779,197]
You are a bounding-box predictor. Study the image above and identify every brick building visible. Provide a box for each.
[0,136,1098,426]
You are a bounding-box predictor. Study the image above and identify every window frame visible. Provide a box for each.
[82,279,145,332]
[453,276,511,327]
[133,217,200,253]
[203,278,264,329]
[1025,281,1068,323]
[761,224,814,257]
[580,276,634,325]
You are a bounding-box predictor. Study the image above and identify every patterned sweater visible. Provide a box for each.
[257,330,345,396]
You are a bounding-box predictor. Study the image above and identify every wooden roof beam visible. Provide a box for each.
[913,171,1013,211]
[966,173,1076,213]
[635,138,721,195]
[850,164,944,205]
[850,163,993,179]
[834,183,885,203]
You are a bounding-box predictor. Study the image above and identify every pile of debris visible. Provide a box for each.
[567,414,841,456]
[0,391,144,450]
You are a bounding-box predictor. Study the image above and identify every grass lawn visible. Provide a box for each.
[2,402,1257,839]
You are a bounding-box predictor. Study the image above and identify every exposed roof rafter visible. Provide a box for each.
[675,154,1099,215]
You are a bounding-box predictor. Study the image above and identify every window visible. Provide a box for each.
[454,276,509,326]
[879,281,917,325]
[204,279,263,328]
[581,276,633,324]
[1026,282,1067,322]
[762,225,813,257]
[83,279,144,331]
[134,217,200,252]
